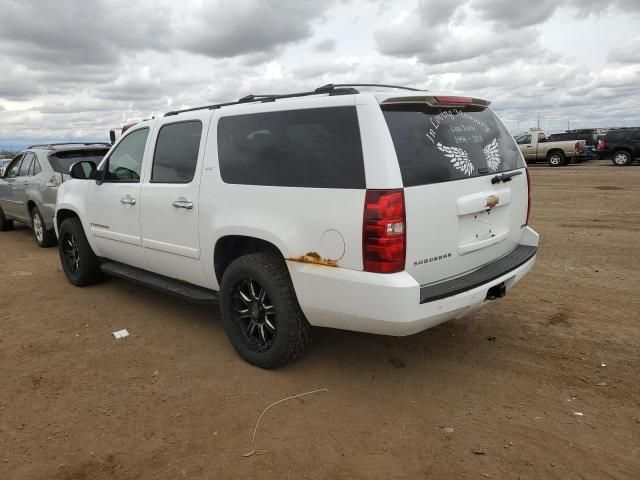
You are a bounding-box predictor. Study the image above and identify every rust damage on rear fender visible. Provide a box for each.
[287,251,339,267]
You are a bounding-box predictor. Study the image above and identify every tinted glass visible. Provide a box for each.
[105,128,149,183]
[218,106,365,188]
[29,158,42,176]
[383,105,525,187]
[608,128,640,143]
[19,153,34,176]
[152,121,202,183]
[515,134,531,145]
[6,155,23,178]
[48,149,108,174]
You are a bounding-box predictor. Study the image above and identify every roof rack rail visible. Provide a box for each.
[27,142,111,149]
[314,83,421,93]
[164,83,422,117]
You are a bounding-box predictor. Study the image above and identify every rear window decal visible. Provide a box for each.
[436,142,474,176]
[383,105,524,186]
[483,138,501,172]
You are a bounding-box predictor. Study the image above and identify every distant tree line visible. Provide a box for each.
[0,150,18,158]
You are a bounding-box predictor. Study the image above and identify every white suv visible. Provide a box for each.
[55,84,539,368]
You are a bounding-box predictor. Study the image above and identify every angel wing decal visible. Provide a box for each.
[436,142,474,176]
[483,138,501,172]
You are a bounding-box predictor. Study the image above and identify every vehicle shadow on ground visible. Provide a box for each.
[99,272,494,376]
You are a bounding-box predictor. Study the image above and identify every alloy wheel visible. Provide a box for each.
[614,152,629,166]
[33,212,44,242]
[232,278,277,352]
[62,232,80,274]
[549,154,562,166]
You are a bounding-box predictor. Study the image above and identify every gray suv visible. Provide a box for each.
[0,143,109,247]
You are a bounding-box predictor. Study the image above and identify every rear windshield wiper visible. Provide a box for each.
[491,171,523,184]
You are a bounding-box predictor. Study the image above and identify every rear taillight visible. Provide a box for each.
[45,174,62,188]
[575,141,582,152]
[363,189,406,274]
[524,168,532,226]
[598,139,606,151]
[433,96,472,105]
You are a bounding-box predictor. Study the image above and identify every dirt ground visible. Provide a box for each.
[1,161,639,480]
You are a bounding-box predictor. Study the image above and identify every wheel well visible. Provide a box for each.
[27,200,37,213]
[56,209,79,229]
[546,149,564,157]
[214,235,282,284]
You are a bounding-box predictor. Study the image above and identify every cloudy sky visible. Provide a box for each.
[1,0,639,149]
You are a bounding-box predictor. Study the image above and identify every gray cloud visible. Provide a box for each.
[180,1,336,59]
[314,39,337,52]
[472,0,559,28]
[608,37,640,64]
[0,0,173,67]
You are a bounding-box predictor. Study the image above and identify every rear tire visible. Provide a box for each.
[547,151,565,167]
[220,252,311,368]
[612,150,632,166]
[31,207,57,248]
[58,217,103,286]
[0,207,14,231]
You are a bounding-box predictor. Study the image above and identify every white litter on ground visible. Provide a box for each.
[112,329,129,339]
[573,412,584,417]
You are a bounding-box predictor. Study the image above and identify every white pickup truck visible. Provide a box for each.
[55,84,539,368]
[515,129,585,166]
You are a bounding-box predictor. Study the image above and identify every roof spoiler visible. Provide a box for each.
[381,95,491,108]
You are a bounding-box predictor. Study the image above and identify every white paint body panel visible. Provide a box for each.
[55,90,539,336]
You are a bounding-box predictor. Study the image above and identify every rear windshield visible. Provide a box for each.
[48,149,109,174]
[383,105,524,187]
[218,106,365,188]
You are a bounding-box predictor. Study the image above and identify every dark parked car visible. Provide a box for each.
[597,127,640,166]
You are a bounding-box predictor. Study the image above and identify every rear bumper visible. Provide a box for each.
[289,227,539,336]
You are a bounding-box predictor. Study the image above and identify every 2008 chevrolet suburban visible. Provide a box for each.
[55,84,539,368]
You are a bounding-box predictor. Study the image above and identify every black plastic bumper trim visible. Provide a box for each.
[419,245,537,304]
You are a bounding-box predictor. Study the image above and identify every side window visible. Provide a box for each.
[6,155,24,178]
[217,107,365,188]
[105,128,149,183]
[151,121,202,183]
[516,135,531,145]
[29,158,42,176]
[538,133,547,142]
[19,153,34,176]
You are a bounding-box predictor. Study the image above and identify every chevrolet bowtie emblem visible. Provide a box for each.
[485,195,500,209]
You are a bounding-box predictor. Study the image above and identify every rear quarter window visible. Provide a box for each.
[383,105,524,187]
[217,106,365,188]
[49,149,109,174]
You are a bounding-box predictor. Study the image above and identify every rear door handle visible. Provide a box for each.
[120,195,136,205]
[172,198,193,209]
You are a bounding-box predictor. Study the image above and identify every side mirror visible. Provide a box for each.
[109,129,116,145]
[69,161,97,180]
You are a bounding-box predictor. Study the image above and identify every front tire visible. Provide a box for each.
[0,206,14,231]
[612,150,632,166]
[220,252,311,368]
[547,151,565,167]
[31,207,57,248]
[58,217,103,286]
